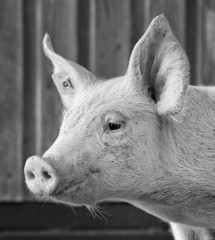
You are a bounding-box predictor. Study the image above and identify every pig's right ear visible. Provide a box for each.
[126,15,190,116]
[43,34,96,107]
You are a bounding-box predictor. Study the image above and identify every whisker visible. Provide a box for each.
[95,208,108,223]
[87,206,96,219]
[95,205,110,223]
[96,205,111,217]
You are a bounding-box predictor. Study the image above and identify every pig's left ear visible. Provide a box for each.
[126,15,190,116]
[43,34,96,107]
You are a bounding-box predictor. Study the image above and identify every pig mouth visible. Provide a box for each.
[54,179,85,196]
[50,178,95,205]
[36,181,85,206]
[38,169,100,205]
[33,179,85,202]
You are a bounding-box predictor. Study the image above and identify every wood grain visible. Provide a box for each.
[0,0,23,201]
[186,0,199,84]
[186,0,215,85]
[130,0,145,48]
[201,0,215,85]
[89,0,131,78]
[78,0,91,69]
[23,0,41,165]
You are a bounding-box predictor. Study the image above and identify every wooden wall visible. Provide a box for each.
[1,0,215,201]
[1,0,215,239]
[0,0,23,201]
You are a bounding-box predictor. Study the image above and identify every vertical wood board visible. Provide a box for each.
[201,0,215,85]
[0,0,23,201]
[89,0,131,78]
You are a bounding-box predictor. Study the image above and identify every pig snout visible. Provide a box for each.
[24,155,59,196]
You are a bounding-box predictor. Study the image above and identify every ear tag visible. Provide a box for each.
[52,72,74,95]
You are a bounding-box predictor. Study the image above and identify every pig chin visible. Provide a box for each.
[48,177,98,207]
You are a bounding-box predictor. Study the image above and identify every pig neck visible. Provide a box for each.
[164,85,215,178]
[159,85,215,197]
[144,85,215,183]
[130,86,215,227]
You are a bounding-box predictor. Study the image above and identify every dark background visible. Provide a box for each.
[0,0,214,239]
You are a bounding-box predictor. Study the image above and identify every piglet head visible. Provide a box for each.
[24,15,189,208]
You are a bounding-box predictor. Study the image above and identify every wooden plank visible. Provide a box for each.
[187,0,215,86]
[185,0,199,85]
[0,203,168,230]
[195,0,203,85]
[89,0,131,77]
[78,0,91,69]
[201,0,215,85]
[0,230,173,240]
[130,0,145,48]
[23,0,41,169]
[0,0,23,201]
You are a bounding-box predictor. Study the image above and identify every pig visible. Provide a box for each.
[24,15,215,240]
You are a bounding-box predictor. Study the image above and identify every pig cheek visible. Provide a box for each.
[98,142,142,198]
[74,151,102,201]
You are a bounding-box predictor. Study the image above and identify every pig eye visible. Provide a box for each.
[62,78,72,89]
[108,122,122,131]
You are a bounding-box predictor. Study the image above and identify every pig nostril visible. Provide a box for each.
[27,171,35,180]
[42,170,52,180]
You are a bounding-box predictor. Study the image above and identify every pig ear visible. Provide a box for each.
[126,15,190,116]
[43,34,96,107]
